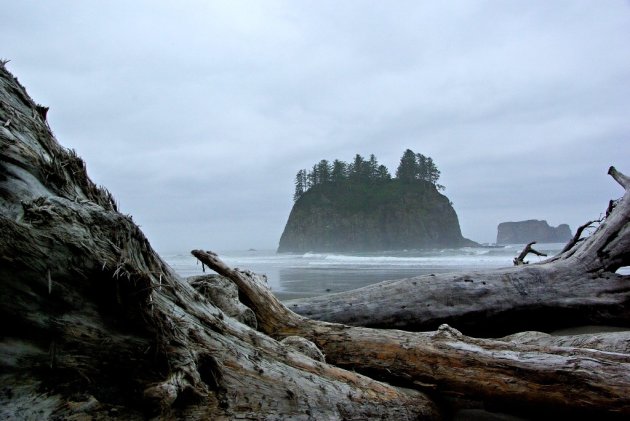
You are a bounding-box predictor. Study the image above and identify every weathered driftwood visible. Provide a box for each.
[560,219,598,254]
[512,241,547,265]
[500,330,630,354]
[188,274,258,329]
[0,64,439,420]
[194,249,630,418]
[285,171,630,336]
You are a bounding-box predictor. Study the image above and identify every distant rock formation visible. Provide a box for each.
[278,180,477,252]
[496,220,572,244]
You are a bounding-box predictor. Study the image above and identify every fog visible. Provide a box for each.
[3,1,629,252]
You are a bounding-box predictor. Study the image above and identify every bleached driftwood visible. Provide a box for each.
[512,241,547,265]
[194,249,630,418]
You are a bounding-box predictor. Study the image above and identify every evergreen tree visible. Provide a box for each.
[416,153,428,181]
[331,159,348,183]
[367,154,379,180]
[291,149,443,201]
[425,157,436,183]
[316,159,332,184]
[293,169,307,202]
[376,164,391,180]
[395,149,417,182]
[307,164,319,189]
[425,157,443,190]
[349,154,366,181]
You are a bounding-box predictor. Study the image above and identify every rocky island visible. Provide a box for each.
[278,150,476,252]
[496,219,572,244]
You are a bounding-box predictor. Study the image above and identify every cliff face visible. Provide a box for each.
[496,220,572,245]
[278,180,475,252]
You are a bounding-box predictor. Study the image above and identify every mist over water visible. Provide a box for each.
[163,243,567,299]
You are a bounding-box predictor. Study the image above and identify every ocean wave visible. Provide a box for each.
[301,253,515,267]
[166,245,563,272]
[301,252,329,259]
[294,245,566,267]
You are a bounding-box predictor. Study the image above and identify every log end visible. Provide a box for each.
[608,166,630,190]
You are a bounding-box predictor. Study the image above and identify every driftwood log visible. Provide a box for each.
[286,176,630,336]
[512,241,547,265]
[1,63,629,419]
[194,250,630,418]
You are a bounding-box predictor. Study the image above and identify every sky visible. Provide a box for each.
[2,1,629,253]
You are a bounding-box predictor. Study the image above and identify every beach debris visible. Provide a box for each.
[513,241,547,265]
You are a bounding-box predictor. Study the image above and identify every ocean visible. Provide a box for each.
[162,243,571,300]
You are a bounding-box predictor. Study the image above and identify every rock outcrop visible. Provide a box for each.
[496,220,571,244]
[278,180,476,252]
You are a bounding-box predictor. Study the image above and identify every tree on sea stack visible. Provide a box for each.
[395,148,444,189]
[293,169,307,202]
[2,63,629,420]
[330,158,348,182]
[396,148,418,182]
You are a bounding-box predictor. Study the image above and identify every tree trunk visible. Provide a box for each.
[285,175,630,336]
[0,64,439,420]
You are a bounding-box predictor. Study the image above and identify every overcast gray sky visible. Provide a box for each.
[3,1,629,252]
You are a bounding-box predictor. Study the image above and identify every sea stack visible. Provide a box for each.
[278,180,476,252]
[496,220,572,244]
